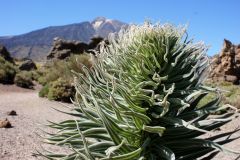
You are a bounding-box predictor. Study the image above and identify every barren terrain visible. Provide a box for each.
[0,84,73,160]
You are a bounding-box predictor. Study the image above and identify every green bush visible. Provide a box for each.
[0,57,16,84]
[37,53,92,101]
[14,71,34,89]
[42,23,239,159]
[39,84,49,97]
[30,70,41,81]
[40,53,91,83]
[37,74,48,86]
[47,78,75,102]
[205,80,240,109]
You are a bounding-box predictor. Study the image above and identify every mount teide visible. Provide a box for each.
[0,17,127,61]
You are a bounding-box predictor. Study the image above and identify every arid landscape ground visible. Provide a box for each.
[0,84,239,160]
[0,84,73,160]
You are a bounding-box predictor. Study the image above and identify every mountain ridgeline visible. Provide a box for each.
[0,17,127,61]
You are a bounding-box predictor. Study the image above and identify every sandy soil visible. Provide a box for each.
[0,84,73,160]
[0,84,239,160]
[209,115,240,160]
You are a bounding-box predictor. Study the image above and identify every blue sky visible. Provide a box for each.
[1,0,240,55]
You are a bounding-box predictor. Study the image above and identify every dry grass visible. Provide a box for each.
[204,80,240,109]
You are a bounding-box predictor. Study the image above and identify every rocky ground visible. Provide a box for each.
[0,84,73,160]
[205,115,240,160]
[0,84,239,160]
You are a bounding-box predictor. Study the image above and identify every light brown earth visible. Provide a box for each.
[0,84,73,160]
[0,84,239,160]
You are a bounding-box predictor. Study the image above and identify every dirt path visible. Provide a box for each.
[0,84,239,160]
[0,84,73,160]
[210,116,240,160]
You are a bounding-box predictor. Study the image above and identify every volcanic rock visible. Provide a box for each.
[7,110,17,116]
[47,37,103,60]
[0,118,12,128]
[210,39,240,84]
[0,44,14,63]
[18,59,37,71]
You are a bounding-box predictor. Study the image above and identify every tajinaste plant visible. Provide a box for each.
[41,22,239,160]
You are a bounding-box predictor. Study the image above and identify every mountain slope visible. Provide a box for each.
[0,17,127,61]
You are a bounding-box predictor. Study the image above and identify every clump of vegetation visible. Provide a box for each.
[38,53,92,102]
[41,23,239,159]
[38,83,49,98]
[14,71,34,89]
[0,57,16,84]
[0,55,40,89]
[205,80,240,109]
[47,78,75,102]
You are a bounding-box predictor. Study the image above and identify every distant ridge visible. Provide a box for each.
[0,17,127,61]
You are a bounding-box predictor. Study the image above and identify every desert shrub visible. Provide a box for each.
[37,77,47,86]
[14,71,34,89]
[37,53,92,101]
[219,83,240,109]
[0,57,16,84]
[39,53,92,83]
[47,78,75,102]
[38,84,49,97]
[37,70,48,85]
[205,81,240,109]
[29,70,41,81]
[41,23,239,159]
[66,53,92,73]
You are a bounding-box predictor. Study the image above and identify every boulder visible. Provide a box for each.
[7,110,17,116]
[210,39,240,84]
[0,44,14,63]
[47,37,103,60]
[224,75,238,84]
[18,59,37,71]
[0,118,12,128]
[54,49,71,59]
[88,37,104,53]
[47,38,88,60]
